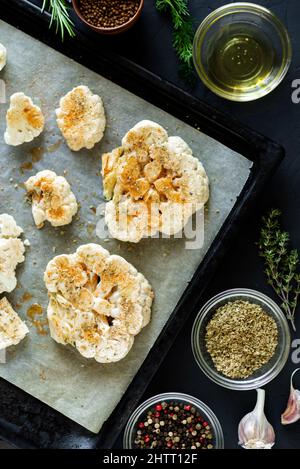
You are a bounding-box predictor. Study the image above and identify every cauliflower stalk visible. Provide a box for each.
[25,170,78,229]
[44,243,153,363]
[0,297,29,350]
[0,214,25,294]
[4,92,45,146]
[56,85,106,151]
[101,120,209,243]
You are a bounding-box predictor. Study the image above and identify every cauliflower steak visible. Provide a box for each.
[0,42,6,71]
[56,85,106,151]
[25,170,78,228]
[102,120,209,242]
[0,214,25,294]
[44,243,153,363]
[0,297,29,350]
[4,92,44,146]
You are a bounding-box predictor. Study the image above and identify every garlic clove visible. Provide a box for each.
[238,389,275,449]
[281,368,300,425]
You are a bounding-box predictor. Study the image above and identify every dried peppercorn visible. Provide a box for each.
[132,401,215,449]
[78,0,140,29]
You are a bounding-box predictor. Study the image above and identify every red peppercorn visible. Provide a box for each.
[203,421,208,427]
[155,404,162,411]
[144,435,150,443]
[155,412,160,418]
[184,405,191,411]
[167,441,172,448]
[138,422,144,428]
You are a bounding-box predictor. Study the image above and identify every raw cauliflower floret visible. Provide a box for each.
[0,42,6,71]
[56,85,106,151]
[44,243,153,363]
[0,297,29,350]
[0,214,25,294]
[25,170,78,229]
[101,120,209,242]
[4,92,45,146]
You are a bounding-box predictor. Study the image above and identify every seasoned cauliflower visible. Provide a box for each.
[56,85,106,151]
[0,42,6,71]
[102,120,209,242]
[0,297,29,350]
[0,214,25,294]
[25,170,78,229]
[44,243,153,363]
[4,92,45,146]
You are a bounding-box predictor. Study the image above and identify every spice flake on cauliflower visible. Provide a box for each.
[44,243,153,363]
[101,120,209,242]
[4,92,45,146]
[25,170,78,229]
[0,214,25,294]
[0,297,29,350]
[56,85,106,151]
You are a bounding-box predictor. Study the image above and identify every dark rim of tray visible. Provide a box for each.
[0,0,284,449]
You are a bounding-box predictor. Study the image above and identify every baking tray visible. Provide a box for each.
[0,0,284,449]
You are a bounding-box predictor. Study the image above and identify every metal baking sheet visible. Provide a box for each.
[0,19,252,433]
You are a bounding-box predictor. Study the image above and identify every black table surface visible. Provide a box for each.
[4,0,300,450]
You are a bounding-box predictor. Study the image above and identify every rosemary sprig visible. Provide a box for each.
[258,209,300,331]
[42,0,76,41]
[155,0,195,83]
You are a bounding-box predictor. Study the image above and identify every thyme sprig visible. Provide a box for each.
[155,0,195,83]
[258,209,300,331]
[42,0,76,41]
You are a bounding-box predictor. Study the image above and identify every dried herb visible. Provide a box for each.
[155,0,195,84]
[42,0,76,41]
[258,209,300,331]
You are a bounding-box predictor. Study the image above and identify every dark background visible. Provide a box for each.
[3,0,300,449]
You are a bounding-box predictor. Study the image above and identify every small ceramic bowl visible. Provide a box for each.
[191,289,291,390]
[72,0,144,35]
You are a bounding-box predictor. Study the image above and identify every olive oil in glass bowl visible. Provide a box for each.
[193,3,292,102]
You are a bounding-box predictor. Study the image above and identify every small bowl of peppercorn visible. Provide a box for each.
[72,0,144,35]
[123,392,224,449]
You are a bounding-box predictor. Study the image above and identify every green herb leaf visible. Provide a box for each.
[42,0,75,41]
[258,209,299,331]
[155,0,196,84]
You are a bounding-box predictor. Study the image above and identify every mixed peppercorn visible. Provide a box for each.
[133,401,214,449]
[79,0,140,28]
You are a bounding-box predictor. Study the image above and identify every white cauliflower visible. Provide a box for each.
[0,297,29,350]
[4,92,45,146]
[44,243,153,363]
[0,42,6,71]
[102,120,209,242]
[0,214,25,294]
[25,170,78,229]
[56,85,106,151]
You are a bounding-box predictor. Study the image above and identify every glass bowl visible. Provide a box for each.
[191,289,291,390]
[193,2,292,101]
[123,392,224,449]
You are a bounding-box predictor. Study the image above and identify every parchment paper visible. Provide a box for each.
[0,20,252,433]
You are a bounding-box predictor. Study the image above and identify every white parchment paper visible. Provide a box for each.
[0,20,252,433]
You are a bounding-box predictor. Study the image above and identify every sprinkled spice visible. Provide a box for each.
[133,401,214,449]
[79,0,140,28]
[205,300,278,379]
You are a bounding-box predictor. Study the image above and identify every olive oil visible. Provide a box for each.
[206,24,276,95]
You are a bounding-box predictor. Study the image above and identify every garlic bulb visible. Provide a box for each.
[238,389,275,449]
[281,368,300,425]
